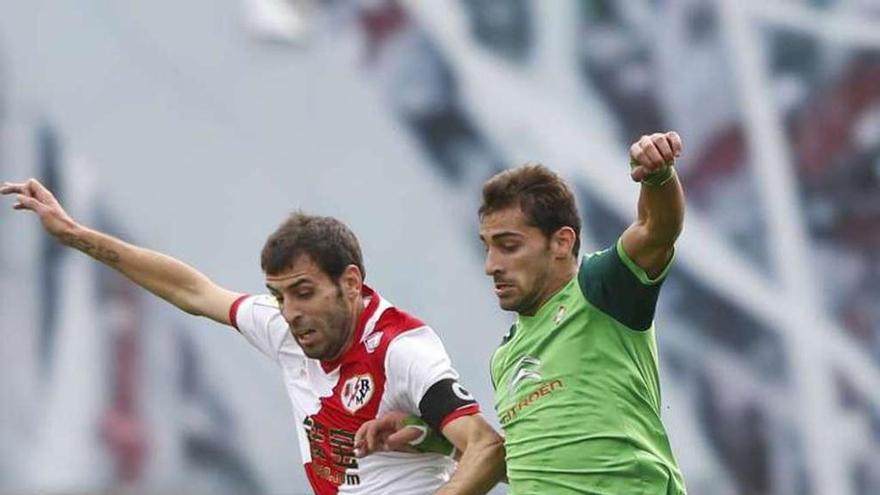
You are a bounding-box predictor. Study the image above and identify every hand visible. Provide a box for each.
[629,131,683,182]
[354,411,423,458]
[1,178,78,239]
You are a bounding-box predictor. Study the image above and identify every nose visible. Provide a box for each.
[281,300,304,328]
[484,248,501,277]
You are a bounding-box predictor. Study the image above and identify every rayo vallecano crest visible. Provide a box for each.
[341,374,374,413]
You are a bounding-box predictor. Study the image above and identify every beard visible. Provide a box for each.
[504,286,543,315]
[507,268,553,315]
[301,286,355,361]
[496,242,557,315]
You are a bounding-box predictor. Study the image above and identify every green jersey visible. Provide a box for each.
[490,239,686,494]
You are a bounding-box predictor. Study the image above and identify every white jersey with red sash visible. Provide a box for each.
[230,286,480,495]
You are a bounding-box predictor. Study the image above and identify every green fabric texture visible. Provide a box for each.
[490,241,686,494]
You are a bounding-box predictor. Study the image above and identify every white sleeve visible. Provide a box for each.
[384,326,459,415]
[231,294,288,364]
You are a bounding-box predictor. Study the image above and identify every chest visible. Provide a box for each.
[281,344,390,423]
[492,303,593,386]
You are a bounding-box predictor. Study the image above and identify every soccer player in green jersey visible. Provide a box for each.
[358,131,687,494]
[478,131,687,494]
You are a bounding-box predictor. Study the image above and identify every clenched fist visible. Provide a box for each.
[629,131,683,183]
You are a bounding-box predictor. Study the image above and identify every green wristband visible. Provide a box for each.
[643,166,675,186]
[630,158,676,186]
[402,416,456,456]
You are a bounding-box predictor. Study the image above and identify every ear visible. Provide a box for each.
[340,264,364,298]
[551,227,577,260]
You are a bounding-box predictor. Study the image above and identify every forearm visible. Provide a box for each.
[636,169,685,247]
[59,224,224,317]
[3,178,236,322]
[435,437,506,495]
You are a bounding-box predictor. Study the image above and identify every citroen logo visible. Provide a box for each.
[509,356,542,392]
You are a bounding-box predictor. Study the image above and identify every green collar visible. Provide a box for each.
[516,274,578,327]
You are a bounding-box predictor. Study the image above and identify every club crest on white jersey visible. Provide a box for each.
[341,374,374,413]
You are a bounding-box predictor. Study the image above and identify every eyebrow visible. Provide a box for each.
[265,279,311,293]
[489,232,524,242]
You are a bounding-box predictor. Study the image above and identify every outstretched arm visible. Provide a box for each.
[2,178,242,325]
[621,131,686,278]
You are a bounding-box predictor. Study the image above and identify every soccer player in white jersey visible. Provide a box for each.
[2,179,505,495]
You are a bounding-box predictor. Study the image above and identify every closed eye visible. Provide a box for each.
[499,243,520,253]
[295,289,314,300]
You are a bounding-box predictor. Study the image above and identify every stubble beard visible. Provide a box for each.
[307,288,355,361]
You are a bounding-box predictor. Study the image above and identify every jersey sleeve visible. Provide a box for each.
[230,294,288,363]
[577,237,674,331]
[384,327,480,432]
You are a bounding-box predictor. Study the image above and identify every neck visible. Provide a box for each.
[520,260,578,317]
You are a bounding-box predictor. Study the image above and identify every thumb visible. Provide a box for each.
[13,194,41,212]
[26,178,57,204]
[630,166,649,182]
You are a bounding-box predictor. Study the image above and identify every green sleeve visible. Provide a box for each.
[577,238,673,331]
[401,416,456,456]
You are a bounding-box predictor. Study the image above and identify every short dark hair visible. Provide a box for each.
[261,212,366,280]
[479,164,581,256]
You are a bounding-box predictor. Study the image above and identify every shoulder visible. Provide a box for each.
[375,306,426,337]
[383,324,445,367]
[579,238,673,286]
[236,295,287,329]
[233,294,281,319]
[359,306,432,364]
[232,294,291,360]
[576,238,672,331]
[375,312,454,384]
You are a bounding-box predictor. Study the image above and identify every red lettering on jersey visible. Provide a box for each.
[302,288,426,492]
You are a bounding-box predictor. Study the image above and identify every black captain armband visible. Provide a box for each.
[418,378,479,433]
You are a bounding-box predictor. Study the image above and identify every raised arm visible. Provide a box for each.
[2,178,242,325]
[620,131,686,278]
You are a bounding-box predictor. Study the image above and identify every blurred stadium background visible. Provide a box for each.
[1,0,879,494]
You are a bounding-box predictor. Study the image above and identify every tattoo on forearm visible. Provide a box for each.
[59,233,121,264]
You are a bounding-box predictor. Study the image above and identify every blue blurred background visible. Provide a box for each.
[1,1,879,494]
